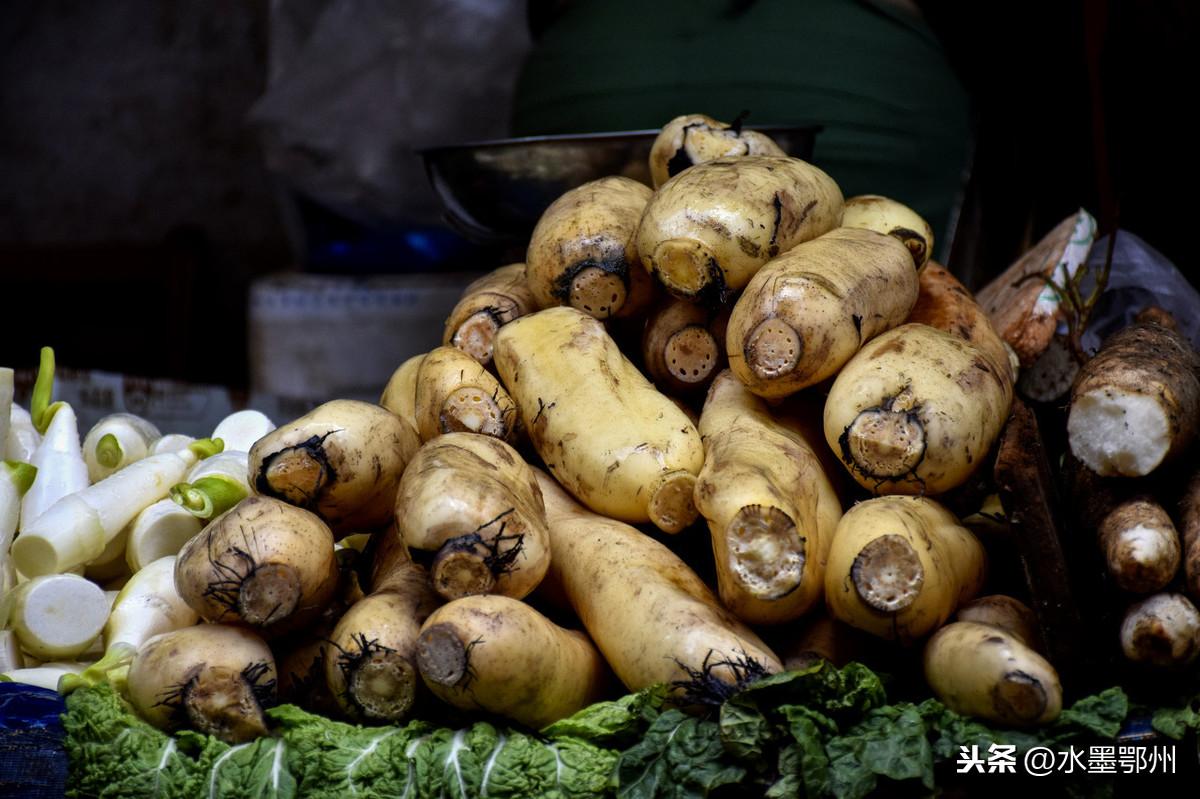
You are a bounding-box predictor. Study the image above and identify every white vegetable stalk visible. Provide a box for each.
[1,461,36,598]
[0,562,13,598]
[0,630,23,672]
[0,367,12,459]
[83,413,162,483]
[211,410,275,454]
[151,434,195,455]
[1,573,109,661]
[62,556,199,692]
[11,437,224,577]
[169,450,250,521]
[1,460,37,553]
[0,662,88,692]
[20,404,89,531]
[7,405,40,463]
[124,498,203,573]
[20,347,85,530]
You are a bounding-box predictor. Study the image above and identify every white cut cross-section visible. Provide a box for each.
[1068,391,1169,476]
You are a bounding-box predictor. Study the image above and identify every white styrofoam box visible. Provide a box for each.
[248,272,479,405]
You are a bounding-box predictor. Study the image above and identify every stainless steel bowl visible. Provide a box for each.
[419,126,821,245]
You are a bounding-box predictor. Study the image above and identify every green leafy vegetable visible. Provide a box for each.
[1153,703,1200,740]
[63,684,291,799]
[825,703,934,798]
[1047,687,1129,744]
[614,710,746,799]
[63,662,1137,799]
[542,684,668,745]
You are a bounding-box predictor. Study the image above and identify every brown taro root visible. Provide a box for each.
[1067,313,1200,478]
[1180,468,1200,602]
[1097,496,1181,594]
[1120,593,1200,668]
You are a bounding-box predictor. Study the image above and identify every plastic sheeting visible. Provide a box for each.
[250,0,530,224]
[1080,230,1200,353]
[0,683,67,799]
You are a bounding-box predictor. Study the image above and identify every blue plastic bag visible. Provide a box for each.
[0,682,68,799]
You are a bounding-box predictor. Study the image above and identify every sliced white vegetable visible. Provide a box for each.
[63,556,199,693]
[3,573,109,660]
[124,499,203,573]
[152,434,195,456]
[170,450,250,521]
[0,367,12,460]
[11,438,223,577]
[20,404,89,531]
[0,630,23,672]
[1,662,89,692]
[212,410,275,454]
[83,413,163,483]
[7,405,40,463]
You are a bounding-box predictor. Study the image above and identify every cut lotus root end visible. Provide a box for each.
[727,505,805,600]
[416,623,469,686]
[262,446,330,506]
[349,654,416,720]
[238,562,302,627]
[648,471,699,534]
[664,326,719,385]
[843,407,925,479]
[431,538,496,600]
[992,670,1048,723]
[452,311,501,365]
[569,267,627,320]
[441,386,508,439]
[184,667,270,744]
[652,240,716,298]
[851,534,924,613]
[745,318,801,381]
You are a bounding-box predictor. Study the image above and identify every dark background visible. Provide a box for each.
[0,0,1193,388]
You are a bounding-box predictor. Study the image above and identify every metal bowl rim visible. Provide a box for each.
[417,124,824,157]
